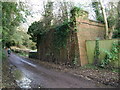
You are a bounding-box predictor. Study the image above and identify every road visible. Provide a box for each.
[8,53,113,88]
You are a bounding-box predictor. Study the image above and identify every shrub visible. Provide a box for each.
[100,41,119,68]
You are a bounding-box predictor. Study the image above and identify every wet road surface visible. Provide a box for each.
[9,53,114,88]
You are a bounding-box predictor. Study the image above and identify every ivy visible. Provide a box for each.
[53,21,71,50]
[70,7,81,29]
[100,41,119,68]
[94,39,100,66]
[70,6,82,17]
[53,6,83,52]
[73,57,78,65]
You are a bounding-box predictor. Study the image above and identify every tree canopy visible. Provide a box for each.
[2,2,29,47]
[28,21,45,43]
[92,1,119,39]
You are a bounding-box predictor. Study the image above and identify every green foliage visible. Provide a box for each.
[113,28,120,38]
[2,2,28,47]
[70,6,81,27]
[70,6,81,17]
[113,1,120,38]
[53,21,71,49]
[11,30,36,49]
[28,1,54,45]
[73,57,78,65]
[94,39,100,65]
[70,6,85,31]
[28,6,84,52]
[92,2,104,23]
[28,21,45,43]
[92,2,119,38]
[0,49,7,60]
[107,14,116,28]
[100,42,119,68]
[0,26,2,43]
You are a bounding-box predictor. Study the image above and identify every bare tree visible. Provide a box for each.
[53,1,74,25]
[107,2,118,39]
[42,1,54,30]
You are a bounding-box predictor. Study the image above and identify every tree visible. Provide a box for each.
[2,2,29,47]
[28,1,54,44]
[28,21,45,43]
[99,0,109,39]
[53,1,74,25]
[42,1,54,30]
[92,2,104,23]
[92,1,109,39]
[59,2,69,22]
[92,0,119,39]
[28,21,46,59]
[107,2,118,39]
[0,3,1,25]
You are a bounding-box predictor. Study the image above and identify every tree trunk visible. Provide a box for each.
[108,26,115,39]
[99,0,109,39]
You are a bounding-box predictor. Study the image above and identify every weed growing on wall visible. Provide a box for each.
[94,39,100,66]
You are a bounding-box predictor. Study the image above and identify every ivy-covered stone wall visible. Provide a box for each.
[36,8,105,66]
[37,19,105,66]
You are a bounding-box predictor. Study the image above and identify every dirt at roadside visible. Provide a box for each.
[2,58,18,89]
[28,58,120,88]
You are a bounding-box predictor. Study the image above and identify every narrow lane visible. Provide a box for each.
[9,53,113,88]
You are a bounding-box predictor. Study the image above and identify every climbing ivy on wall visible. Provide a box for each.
[94,39,100,66]
[53,6,84,50]
[53,21,71,50]
[70,6,81,31]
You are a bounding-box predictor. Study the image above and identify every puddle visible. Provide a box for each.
[16,77,31,88]
[12,67,32,88]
